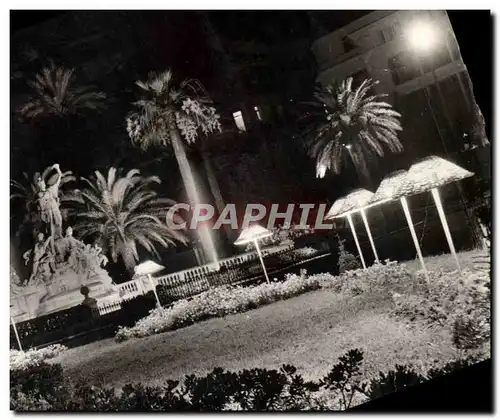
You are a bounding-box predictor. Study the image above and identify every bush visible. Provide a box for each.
[11,349,485,412]
[10,344,67,371]
[392,268,490,351]
[115,272,321,342]
[337,237,360,274]
[10,361,66,411]
[321,259,419,297]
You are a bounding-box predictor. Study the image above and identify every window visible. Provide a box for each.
[342,36,357,53]
[232,111,246,132]
[388,51,420,85]
[382,21,402,43]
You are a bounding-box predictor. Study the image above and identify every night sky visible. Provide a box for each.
[10,10,492,130]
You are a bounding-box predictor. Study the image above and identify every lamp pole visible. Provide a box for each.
[431,188,461,271]
[400,197,429,282]
[360,208,380,263]
[147,274,162,308]
[253,239,270,284]
[11,315,23,352]
[346,213,367,269]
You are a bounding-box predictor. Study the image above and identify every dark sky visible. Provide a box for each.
[10,10,492,130]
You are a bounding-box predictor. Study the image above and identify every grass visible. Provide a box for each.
[404,248,482,273]
[53,250,487,389]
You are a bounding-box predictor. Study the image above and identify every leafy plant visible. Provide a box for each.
[337,235,360,274]
[64,167,187,272]
[18,63,106,119]
[320,348,367,410]
[366,364,425,401]
[303,77,403,183]
[10,349,487,412]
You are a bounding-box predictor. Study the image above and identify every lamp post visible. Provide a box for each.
[406,15,483,251]
[134,260,165,308]
[404,156,474,272]
[346,213,366,269]
[326,188,378,268]
[365,170,430,282]
[234,225,273,284]
[10,309,23,352]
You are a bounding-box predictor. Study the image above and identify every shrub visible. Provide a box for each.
[366,365,426,401]
[10,344,67,371]
[321,259,419,297]
[116,273,321,342]
[10,362,66,411]
[392,268,490,351]
[11,349,484,412]
[337,236,360,274]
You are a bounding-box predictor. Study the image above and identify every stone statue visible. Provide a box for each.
[35,163,64,242]
[25,232,55,285]
[11,164,119,321]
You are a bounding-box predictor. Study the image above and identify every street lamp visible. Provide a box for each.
[406,19,442,54]
[234,224,273,283]
[134,260,165,308]
[10,309,23,352]
[403,156,474,271]
[326,188,379,269]
[365,170,430,282]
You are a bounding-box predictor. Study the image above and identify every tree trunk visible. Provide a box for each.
[200,145,233,242]
[170,128,219,265]
[120,244,137,275]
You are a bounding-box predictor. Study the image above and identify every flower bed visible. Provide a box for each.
[115,258,490,350]
[10,344,67,371]
[116,272,321,342]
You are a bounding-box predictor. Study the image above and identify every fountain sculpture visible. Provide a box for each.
[10,164,119,322]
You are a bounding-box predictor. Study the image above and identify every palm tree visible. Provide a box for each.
[126,69,222,263]
[65,167,188,273]
[303,77,403,185]
[18,63,106,119]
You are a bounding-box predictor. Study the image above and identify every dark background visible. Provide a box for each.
[10,10,493,136]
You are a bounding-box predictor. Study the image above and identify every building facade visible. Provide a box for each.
[311,10,487,172]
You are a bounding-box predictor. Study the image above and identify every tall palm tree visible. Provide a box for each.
[303,77,403,185]
[65,167,187,273]
[126,69,222,263]
[18,63,106,119]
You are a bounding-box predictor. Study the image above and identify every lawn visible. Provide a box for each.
[53,250,487,389]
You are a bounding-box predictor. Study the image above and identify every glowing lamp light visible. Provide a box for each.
[406,20,441,54]
[234,225,273,283]
[134,260,165,308]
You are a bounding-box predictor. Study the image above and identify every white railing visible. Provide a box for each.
[118,278,145,299]
[99,243,299,307]
[95,299,122,316]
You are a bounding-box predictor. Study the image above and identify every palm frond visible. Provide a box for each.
[302,76,404,180]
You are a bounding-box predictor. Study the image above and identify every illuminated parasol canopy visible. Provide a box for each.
[365,170,429,281]
[326,188,379,268]
[401,156,474,271]
[234,224,273,283]
[134,260,165,308]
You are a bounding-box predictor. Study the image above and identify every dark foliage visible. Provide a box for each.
[11,348,485,412]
